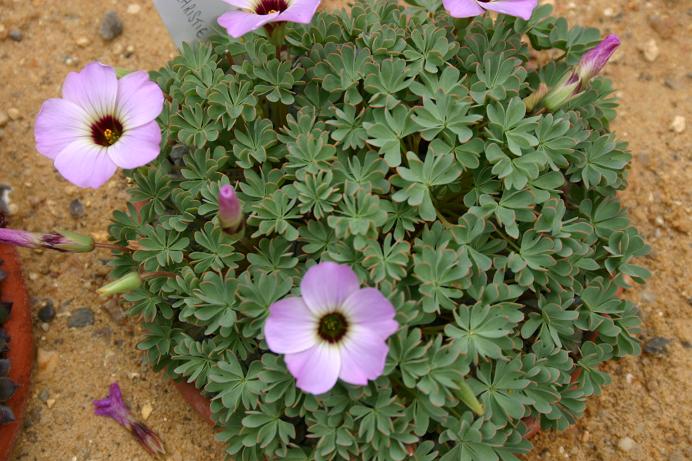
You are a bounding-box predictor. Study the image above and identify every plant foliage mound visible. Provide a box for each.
[108,1,649,459]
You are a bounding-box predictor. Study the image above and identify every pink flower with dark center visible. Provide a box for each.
[218,0,321,38]
[34,62,164,188]
[443,0,537,20]
[264,262,399,395]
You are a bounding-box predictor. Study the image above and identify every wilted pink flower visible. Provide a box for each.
[264,262,398,395]
[218,184,244,234]
[218,0,321,38]
[443,0,537,20]
[0,228,94,253]
[35,62,164,189]
[94,383,166,458]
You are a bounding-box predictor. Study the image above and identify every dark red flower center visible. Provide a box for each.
[91,115,124,147]
[254,0,289,15]
[318,312,349,343]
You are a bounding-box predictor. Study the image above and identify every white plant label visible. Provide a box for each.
[153,0,231,48]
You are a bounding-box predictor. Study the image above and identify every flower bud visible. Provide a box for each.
[542,77,580,112]
[0,228,94,253]
[97,272,142,297]
[218,184,244,235]
[575,34,621,85]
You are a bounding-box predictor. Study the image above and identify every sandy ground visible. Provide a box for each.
[0,0,689,460]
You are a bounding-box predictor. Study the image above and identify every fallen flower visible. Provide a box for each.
[35,62,164,189]
[218,0,321,38]
[264,262,398,395]
[0,228,94,253]
[93,383,166,458]
[218,184,244,235]
[443,0,537,21]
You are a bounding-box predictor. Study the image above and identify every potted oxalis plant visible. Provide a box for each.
[2,0,651,459]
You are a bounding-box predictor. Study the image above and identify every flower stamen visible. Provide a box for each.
[254,0,289,15]
[91,115,124,147]
[318,312,349,343]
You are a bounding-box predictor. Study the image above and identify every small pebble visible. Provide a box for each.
[670,115,686,133]
[76,36,90,47]
[618,437,635,452]
[67,307,95,328]
[38,302,56,323]
[643,337,672,355]
[641,39,660,62]
[7,108,20,121]
[99,11,124,41]
[37,349,58,374]
[127,4,142,14]
[46,398,56,409]
[69,199,85,219]
[124,44,135,58]
[38,389,50,402]
[625,373,634,384]
[8,29,22,42]
[141,403,153,420]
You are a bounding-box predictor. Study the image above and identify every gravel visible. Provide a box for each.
[643,337,672,355]
[69,199,85,219]
[99,11,123,41]
[67,307,95,328]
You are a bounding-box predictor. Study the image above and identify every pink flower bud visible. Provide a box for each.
[0,228,94,253]
[576,34,621,85]
[218,184,244,234]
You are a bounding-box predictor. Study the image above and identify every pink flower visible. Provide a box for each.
[443,0,537,20]
[218,0,321,38]
[34,62,164,189]
[264,262,398,395]
[94,383,166,458]
[218,184,244,234]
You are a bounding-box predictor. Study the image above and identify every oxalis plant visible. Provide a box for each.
[1,0,652,459]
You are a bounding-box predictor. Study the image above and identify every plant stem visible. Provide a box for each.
[95,242,131,252]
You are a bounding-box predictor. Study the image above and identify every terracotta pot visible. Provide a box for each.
[173,380,213,425]
[0,245,34,460]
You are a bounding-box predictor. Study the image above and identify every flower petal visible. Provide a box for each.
[342,288,398,339]
[106,121,161,169]
[300,262,361,315]
[222,0,255,8]
[264,297,318,354]
[34,98,90,160]
[339,327,390,385]
[62,62,118,118]
[116,71,165,129]
[480,0,538,20]
[284,344,341,395]
[54,139,118,189]
[217,10,279,38]
[442,0,485,18]
[278,0,321,23]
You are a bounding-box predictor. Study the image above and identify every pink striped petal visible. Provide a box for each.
[278,0,320,23]
[339,327,390,385]
[442,0,485,18]
[116,71,165,129]
[54,139,118,189]
[480,0,538,20]
[217,10,279,38]
[342,288,398,339]
[300,262,361,316]
[285,344,341,394]
[62,62,118,118]
[264,297,318,354]
[106,121,161,169]
[34,98,90,160]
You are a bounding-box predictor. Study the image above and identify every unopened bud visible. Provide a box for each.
[97,272,142,297]
[218,184,244,235]
[0,228,94,253]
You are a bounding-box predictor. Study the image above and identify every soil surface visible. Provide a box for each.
[0,0,689,460]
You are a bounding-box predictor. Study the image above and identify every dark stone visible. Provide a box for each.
[8,29,22,42]
[37,301,56,323]
[643,337,672,355]
[67,307,95,328]
[38,389,50,402]
[99,11,123,41]
[69,199,85,219]
[0,269,6,282]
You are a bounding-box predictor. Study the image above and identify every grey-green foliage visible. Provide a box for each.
[108,1,649,459]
